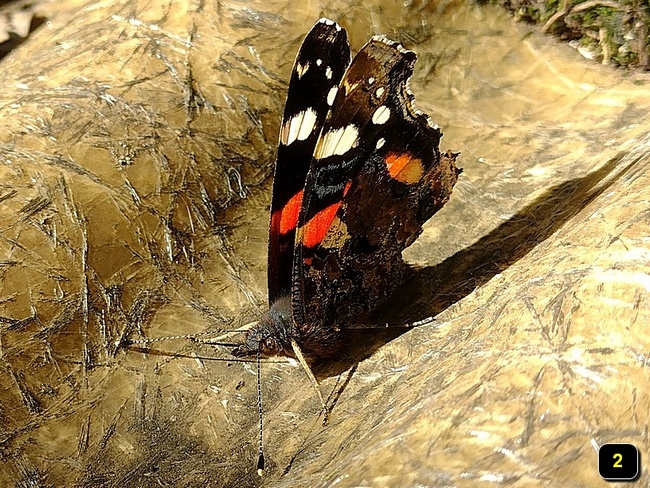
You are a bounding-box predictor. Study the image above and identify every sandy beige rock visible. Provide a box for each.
[0,1,648,487]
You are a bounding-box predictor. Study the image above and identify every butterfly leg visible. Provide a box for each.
[290,338,330,424]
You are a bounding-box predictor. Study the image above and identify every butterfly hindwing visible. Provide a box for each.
[291,36,460,335]
[267,19,350,304]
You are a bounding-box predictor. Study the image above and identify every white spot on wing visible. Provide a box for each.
[371,35,413,56]
[343,80,359,94]
[314,125,359,159]
[327,86,338,106]
[296,62,309,79]
[317,19,341,31]
[296,108,318,141]
[325,66,333,79]
[372,106,390,125]
[280,118,293,146]
[375,86,385,98]
[316,59,322,66]
[368,77,375,85]
[376,138,385,149]
[280,108,318,145]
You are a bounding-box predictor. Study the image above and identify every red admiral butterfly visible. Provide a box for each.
[123,18,460,477]
[232,18,460,362]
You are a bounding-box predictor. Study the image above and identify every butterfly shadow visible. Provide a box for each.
[280,152,635,478]
[312,151,633,384]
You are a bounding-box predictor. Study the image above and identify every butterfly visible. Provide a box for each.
[121,18,460,477]
[232,18,460,362]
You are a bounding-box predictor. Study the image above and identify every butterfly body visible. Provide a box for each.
[232,19,460,361]
[233,295,343,359]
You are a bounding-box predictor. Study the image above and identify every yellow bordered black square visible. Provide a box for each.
[598,443,640,481]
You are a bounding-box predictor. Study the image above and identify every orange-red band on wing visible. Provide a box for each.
[301,181,351,249]
[302,201,342,248]
[385,153,411,177]
[385,152,424,184]
[276,190,304,235]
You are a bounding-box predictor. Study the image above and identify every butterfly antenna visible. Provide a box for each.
[346,315,436,330]
[120,335,238,348]
[256,351,265,476]
[408,316,436,327]
[118,326,256,348]
[290,338,329,424]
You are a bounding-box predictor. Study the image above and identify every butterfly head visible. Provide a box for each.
[231,296,294,358]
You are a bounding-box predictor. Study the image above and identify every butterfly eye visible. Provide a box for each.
[262,338,278,353]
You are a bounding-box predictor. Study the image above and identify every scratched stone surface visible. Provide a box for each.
[0,1,649,487]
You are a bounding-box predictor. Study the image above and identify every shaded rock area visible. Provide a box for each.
[0,0,47,59]
[0,0,649,487]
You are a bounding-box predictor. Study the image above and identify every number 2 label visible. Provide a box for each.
[598,443,639,481]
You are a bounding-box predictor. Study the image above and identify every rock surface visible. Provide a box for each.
[0,1,649,487]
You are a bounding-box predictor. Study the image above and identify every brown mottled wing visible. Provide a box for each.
[291,36,460,330]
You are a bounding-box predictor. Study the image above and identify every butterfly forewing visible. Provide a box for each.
[268,19,350,304]
[233,20,460,361]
